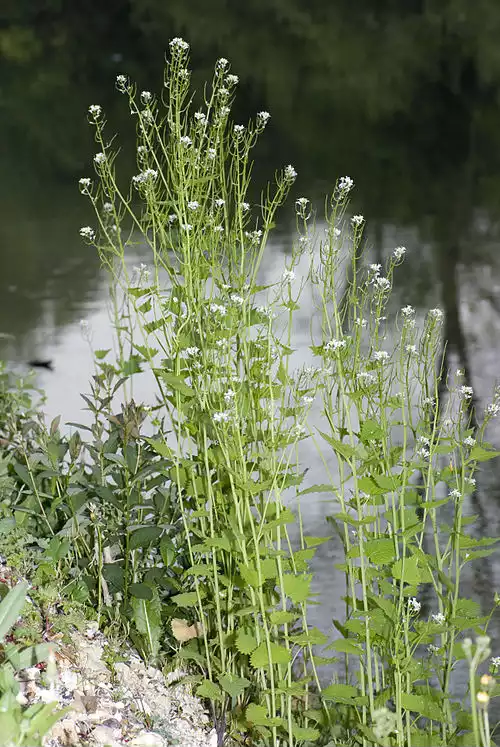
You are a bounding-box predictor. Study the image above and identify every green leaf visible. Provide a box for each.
[144,438,172,458]
[392,556,421,585]
[304,535,331,548]
[131,590,162,657]
[196,679,223,702]
[291,725,320,741]
[270,610,298,625]
[357,476,386,495]
[157,371,195,397]
[359,419,384,442]
[0,582,28,641]
[129,583,153,600]
[469,445,500,463]
[322,683,358,701]
[94,349,110,360]
[328,638,363,655]
[246,703,269,725]
[283,573,312,603]
[400,693,445,722]
[129,526,163,550]
[239,564,260,587]
[317,432,356,460]
[218,673,250,699]
[363,538,395,564]
[171,592,200,608]
[290,627,329,645]
[250,642,291,668]
[235,630,258,654]
[297,485,334,497]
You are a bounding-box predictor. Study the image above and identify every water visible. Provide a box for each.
[3,3,500,710]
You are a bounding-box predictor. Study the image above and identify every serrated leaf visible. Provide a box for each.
[292,725,320,741]
[245,703,269,725]
[129,526,162,550]
[359,419,384,442]
[469,445,500,463]
[269,610,298,625]
[236,630,258,654]
[197,679,223,702]
[250,641,291,668]
[283,573,312,603]
[172,591,200,608]
[144,438,172,458]
[400,692,445,722]
[317,432,356,460]
[392,556,421,585]
[363,538,395,564]
[328,638,363,655]
[290,627,329,645]
[322,683,358,701]
[218,673,250,699]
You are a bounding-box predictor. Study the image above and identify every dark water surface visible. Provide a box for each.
[2,1,500,700]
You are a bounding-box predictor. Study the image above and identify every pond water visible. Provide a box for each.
[2,2,500,705]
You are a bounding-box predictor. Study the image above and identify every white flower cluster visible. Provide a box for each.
[374,276,391,292]
[180,135,192,147]
[79,226,95,241]
[94,152,106,166]
[401,305,415,317]
[216,57,229,70]
[234,124,245,136]
[210,303,227,315]
[408,597,421,614]
[393,246,406,261]
[351,214,364,227]
[257,111,271,127]
[132,169,158,188]
[116,74,128,92]
[429,308,444,322]
[213,410,232,424]
[338,175,354,193]
[282,269,295,283]
[463,436,476,447]
[187,200,199,211]
[325,339,347,353]
[226,74,239,86]
[459,385,474,399]
[170,37,190,52]
[88,104,102,121]
[284,165,297,182]
[208,147,217,160]
[373,350,389,363]
[79,177,91,193]
[241,201,250,211]
[487,403,500,417]
[450,489,462,500]
[431,613,446,624]
[357,372,375,385]
[194,111,206,123]
[141,90,152,104]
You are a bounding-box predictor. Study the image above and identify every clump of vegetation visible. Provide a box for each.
[1,38,500,747]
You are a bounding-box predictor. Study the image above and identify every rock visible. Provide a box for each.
[129,732,165,747]
[90,723,121,745]
[49,717,81,746]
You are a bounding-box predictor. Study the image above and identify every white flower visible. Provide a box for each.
[459,385,474,399]
[187,200,200,211]
[423,396,436,407]
[210,303,227,315]
[302,395,314,405]
[463,436,476,447]
[224,389,235,403]
[401,305,415,317]
[219,105,231,117]
[431,613,446,624]
[291,424,307,438]
[357,372,375,384]
[282,269,295,283]
[429,308,444,321]
[208,148,217,160]
[194,111,206,123]
[405,344,417,356]
[486,403,500,417]
[241,202,250,211]
[213,410,231,424]
[257,111,271,126]
[180,135,192,147]
[450,489,462,500]
[373,350,389,362]
[338,176,354,192]
[408,597,421,614]
[393,246,406,261]
[88,104,102,120]
[170,37,189,51]
[428,644,439,655]
[417,447,430,459]
[284,165,297,181]
[184,347,200,357]
[491,657,500,668]
[79,177,91,193]
[168,214,177,223]
[94,152,106,165]
[230,294,244,305]
[374,276,391,292]
[325,339,347,353]
[79,226,95,241]
[351,214,364,227]
[369,263,382,276]
[332,227,341,237]
[467,477,476,487]
[132,169,158,187]
[216,57,229,70]
[218,87,229,97]
[103,202,113,213]
[141,90,152,104]
[137,145,147,157]
[116,74,128,91]
[418,436,430,446]
[181,223,193,231]
[213,199,225,209]
[234,124,245,135]
[226,74,239,85]
[214,225,224,233]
